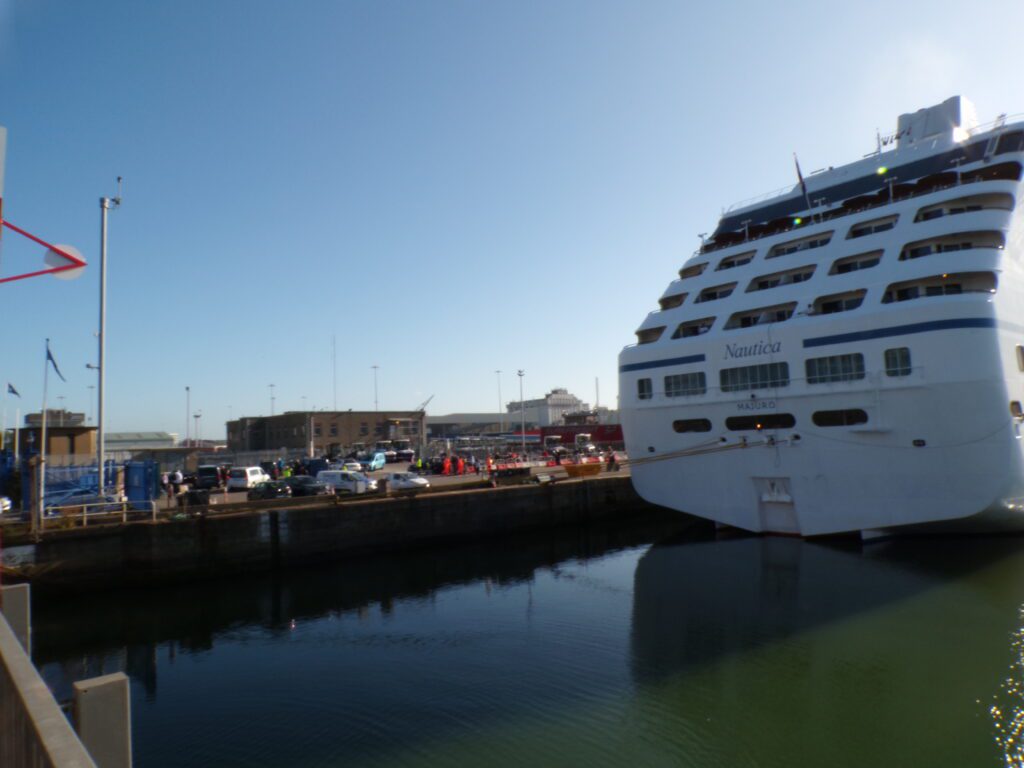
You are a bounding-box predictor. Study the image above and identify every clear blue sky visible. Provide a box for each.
[3,0,1024,438]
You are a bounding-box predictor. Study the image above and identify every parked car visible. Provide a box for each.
[316,469,369,495]
[194,465,223,490]
[227,467,270,491]
[396,449,416,464]
[281,475,332,497]
[341,461,363,473]
[247,481,293,501]
[259,461,280,480]
[385,472,430,492]
[0,496,12,514]
[359,452,387,473]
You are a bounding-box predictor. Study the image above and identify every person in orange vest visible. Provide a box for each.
[486,455,494,474]
[442,456,451,476]
[457,456,465,475]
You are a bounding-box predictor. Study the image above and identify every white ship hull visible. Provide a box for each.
[619,97,1024,536]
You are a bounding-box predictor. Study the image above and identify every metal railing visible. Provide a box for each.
[39,500,157,530]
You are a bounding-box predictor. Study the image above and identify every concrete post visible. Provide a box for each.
[0,583,31,654]
[74,673,132,768]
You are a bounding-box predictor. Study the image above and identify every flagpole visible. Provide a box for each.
[14,407,20,463]
[1,384,6,452]
[37,340,50,533]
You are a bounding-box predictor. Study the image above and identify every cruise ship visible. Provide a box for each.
[618,96,1024,536]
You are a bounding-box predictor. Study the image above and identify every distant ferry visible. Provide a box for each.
[618,96,1024,536]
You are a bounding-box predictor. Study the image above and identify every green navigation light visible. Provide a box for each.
[877,166,888,175]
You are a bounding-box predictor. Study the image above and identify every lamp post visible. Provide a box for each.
[185,386,190,447]
[517,370,525,456]
[371,365,379,412]
[495,370,503,433]
[98,186,121,492]
[193,412,202,447]
[269,383,276,416]
[57,396,65,427]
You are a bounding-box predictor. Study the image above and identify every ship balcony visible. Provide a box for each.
[907,210,1012,242]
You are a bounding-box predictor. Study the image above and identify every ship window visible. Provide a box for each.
[720,362,790,393]
[716,250,755,271]
[768,231,833,259]
[679,262,708,280]
[695,282,737,303]
[961,161,1022,183]
[884,348,912,377]
[671,316,715,339]
[805,353,865,384]
[830,250,882,275]
[637,378,653,400]
[1012,401,1024,418]
[664,372,707,397]
[673,418,712,433]
[658,292,687,310]
[725,413,796,431]
[882,271,996,303]
[746,264,816,292]
[1017,345,1024,372]
[725,302,797,329]
[847,215,897,239]
[811,289,865,315]
[899,231,1005,260]
[812,409,868,427]
[914,194,1013,222]
[996,132,1024,155]
[636,326,665,345]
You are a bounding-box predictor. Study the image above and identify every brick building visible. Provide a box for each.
[226,410,425,455]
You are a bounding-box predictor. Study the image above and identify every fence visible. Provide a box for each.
[0,453,160,516]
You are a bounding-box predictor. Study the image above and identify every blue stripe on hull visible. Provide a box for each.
[618,353,706,373]
[802,317,996,348]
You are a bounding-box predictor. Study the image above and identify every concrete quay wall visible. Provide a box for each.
[4,476,679,590]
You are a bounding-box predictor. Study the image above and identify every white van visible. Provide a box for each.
[316,470,368,495]
[227,466,270,491]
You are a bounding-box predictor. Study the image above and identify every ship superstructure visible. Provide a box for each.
[618,96,1024,535]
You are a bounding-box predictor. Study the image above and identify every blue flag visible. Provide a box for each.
[6,383,19,398]
[46,341,66,383]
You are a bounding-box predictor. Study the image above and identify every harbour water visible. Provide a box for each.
[30,520,1024,767]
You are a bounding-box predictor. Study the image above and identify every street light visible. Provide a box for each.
[57,396,65,426]
[517,370,526,456]
[495,370,503,433]
[87,385,95,424]
[185,386,191,447]
[269,383,276,416]
[98,181,121,492]
[193,412,202,447]
[371,365,379,412]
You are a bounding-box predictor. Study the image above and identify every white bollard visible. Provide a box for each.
[74,672,132,768]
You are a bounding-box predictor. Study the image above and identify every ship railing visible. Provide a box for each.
[699,170,1016,257]
[720,113,1024,218]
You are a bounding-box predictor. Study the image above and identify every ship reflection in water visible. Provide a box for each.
[631,533,1024,767]
[31,521,1024,767]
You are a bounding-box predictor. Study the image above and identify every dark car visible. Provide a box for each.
[281,475,331,497]
[194,465,222,490]
[247,481,292,501]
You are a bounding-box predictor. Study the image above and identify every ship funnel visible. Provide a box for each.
[896,96,978,149]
